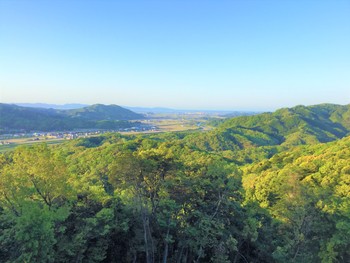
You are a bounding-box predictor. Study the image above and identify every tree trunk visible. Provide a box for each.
[163,227,170,263]
[176,245,184,263]
[143,217,151,263]
[148,216,155,262]
[142,209,154,263]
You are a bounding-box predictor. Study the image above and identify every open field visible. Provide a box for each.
[146,119,200,132]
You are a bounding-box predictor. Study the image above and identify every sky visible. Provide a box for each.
[0,0,349,111]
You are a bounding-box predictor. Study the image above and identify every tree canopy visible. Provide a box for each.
[0,103,349,262]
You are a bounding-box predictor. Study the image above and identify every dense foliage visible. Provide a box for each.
[243,137,350,262]
[0,103,144,133]
[0,104,349,262]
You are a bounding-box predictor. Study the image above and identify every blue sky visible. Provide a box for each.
[1,0,349,110]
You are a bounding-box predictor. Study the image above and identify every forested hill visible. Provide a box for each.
[61,104,144,121]
[0,103,144,132]
[185,103,350,152]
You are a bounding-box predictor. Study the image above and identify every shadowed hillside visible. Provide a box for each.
[0,103,144,132]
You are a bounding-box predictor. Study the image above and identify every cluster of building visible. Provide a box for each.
[0,130,97,141]
[0,141,13,145]
[0,126,160,142]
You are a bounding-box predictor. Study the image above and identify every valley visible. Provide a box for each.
[0,103,235,151]
[1,102,349,262]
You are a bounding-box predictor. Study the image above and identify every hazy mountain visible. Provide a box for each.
[124,106,179,113]
[13,103,257,116]
[15,103,89,110]
[125,106,257,115]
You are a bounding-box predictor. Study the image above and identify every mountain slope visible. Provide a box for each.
[185,103,350,151]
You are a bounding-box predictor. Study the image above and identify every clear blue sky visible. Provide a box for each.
[1,0,349,110]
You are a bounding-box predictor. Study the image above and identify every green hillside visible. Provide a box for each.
[0,103,144,133]
[185,104,350,152]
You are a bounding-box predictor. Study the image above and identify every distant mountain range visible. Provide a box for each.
[124,106,257,115]
[0,103,144,133]
[13,103,258,115]
[15,103,89,110]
